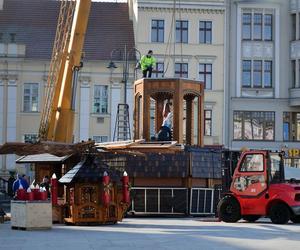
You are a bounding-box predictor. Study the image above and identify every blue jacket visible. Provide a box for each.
[13,177,29,193]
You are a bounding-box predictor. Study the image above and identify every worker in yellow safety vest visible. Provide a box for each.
[140,50,156,78]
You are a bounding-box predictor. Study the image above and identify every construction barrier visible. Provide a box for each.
[129,187,221,216]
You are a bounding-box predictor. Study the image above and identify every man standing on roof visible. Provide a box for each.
[140,50,156,78]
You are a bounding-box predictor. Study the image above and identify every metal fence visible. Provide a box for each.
[189,187,221,215]
[129,187,189,215]
[129,187,221,216]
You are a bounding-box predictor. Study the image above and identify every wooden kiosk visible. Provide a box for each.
[134,78,204,146]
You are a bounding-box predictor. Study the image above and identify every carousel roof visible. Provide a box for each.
[59,155,124,184]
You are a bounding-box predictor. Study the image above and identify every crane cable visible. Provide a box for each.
[163,0,184,76]
[162,0,176,76]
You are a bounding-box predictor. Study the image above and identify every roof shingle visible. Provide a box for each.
[0,0,135,60]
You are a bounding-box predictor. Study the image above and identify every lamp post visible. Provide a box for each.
[107,45,141,104]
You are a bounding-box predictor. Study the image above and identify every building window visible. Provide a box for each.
[233,111,275,140]
[283,112,300,141]
[264,61,272,88]
[199,63,212,90]
[242,13,251,40]
[253,14,262,40]
[199,21,212,44]
[292,60,296,88]
[151,20,164,43]
[242,60,272,88]
[176,20,188,43]
[175,63,188,78]
[154,62,164,78]
[93,85,108,114]
[264,14,272,41]
[292,13,296,41]
[92,135,108,143]
[23,134,38,143]
[242,60,251,87]
[204,110,212,136]
[242,13,273,41]
[23,83,39,112]
[253,60,262,87]
[10,33,16,43]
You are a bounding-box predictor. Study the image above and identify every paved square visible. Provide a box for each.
[1,218,300,250]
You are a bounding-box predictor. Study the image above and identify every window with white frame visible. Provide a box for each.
[233,111,275,140]
[153,62,164,78]
[204,110,212,136]
[199,21,212,44]
[199,63,212,90]
[151,20,164,43]
[175,63,188,78]
[23,83,39,112]
[242,60,272,88]
[176,20,188,43]
[92,135,108,143]
[242,12,273,41]
[93,85,108,114]
[23,134,38,143]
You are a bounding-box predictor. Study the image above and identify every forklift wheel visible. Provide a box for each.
[269,203,290,224]
[290,215,300,223]
[217,196,241,223]
[243,215,260,222]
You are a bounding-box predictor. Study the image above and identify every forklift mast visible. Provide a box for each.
[221,150,241,193]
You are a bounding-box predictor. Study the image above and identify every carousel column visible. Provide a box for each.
[185,97,194,145]
[173,84,183,143]
[142,93,151,141]
[155,97,164,134]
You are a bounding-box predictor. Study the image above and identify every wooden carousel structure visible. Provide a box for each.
[134,78,204,146]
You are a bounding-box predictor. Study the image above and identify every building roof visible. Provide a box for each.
[16,153,71,164]
[0,0,135,60]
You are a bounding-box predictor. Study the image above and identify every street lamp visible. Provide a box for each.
[107,45,141,104]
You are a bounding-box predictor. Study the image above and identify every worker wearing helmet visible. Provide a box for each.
[140,50,156,78]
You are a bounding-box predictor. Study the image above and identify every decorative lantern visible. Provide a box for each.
[102,171,111,206]
[122,171,130,204]
[51,173,58,205]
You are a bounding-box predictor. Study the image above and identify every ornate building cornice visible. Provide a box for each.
[139,6,225,14]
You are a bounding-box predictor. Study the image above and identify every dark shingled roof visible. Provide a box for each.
[0,0,135,60]
[59,155,124,184]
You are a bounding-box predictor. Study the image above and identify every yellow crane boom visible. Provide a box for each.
[39,0,91,143]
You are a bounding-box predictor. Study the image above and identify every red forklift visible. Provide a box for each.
[217,150,300,224]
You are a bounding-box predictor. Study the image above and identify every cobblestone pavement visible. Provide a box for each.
[1,217,300,250]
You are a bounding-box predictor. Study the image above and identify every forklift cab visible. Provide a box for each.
[230,151,284,197]
[219,150,300,224]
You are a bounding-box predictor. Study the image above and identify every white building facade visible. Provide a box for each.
[129,0,226,145]
[225,0,300,166]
